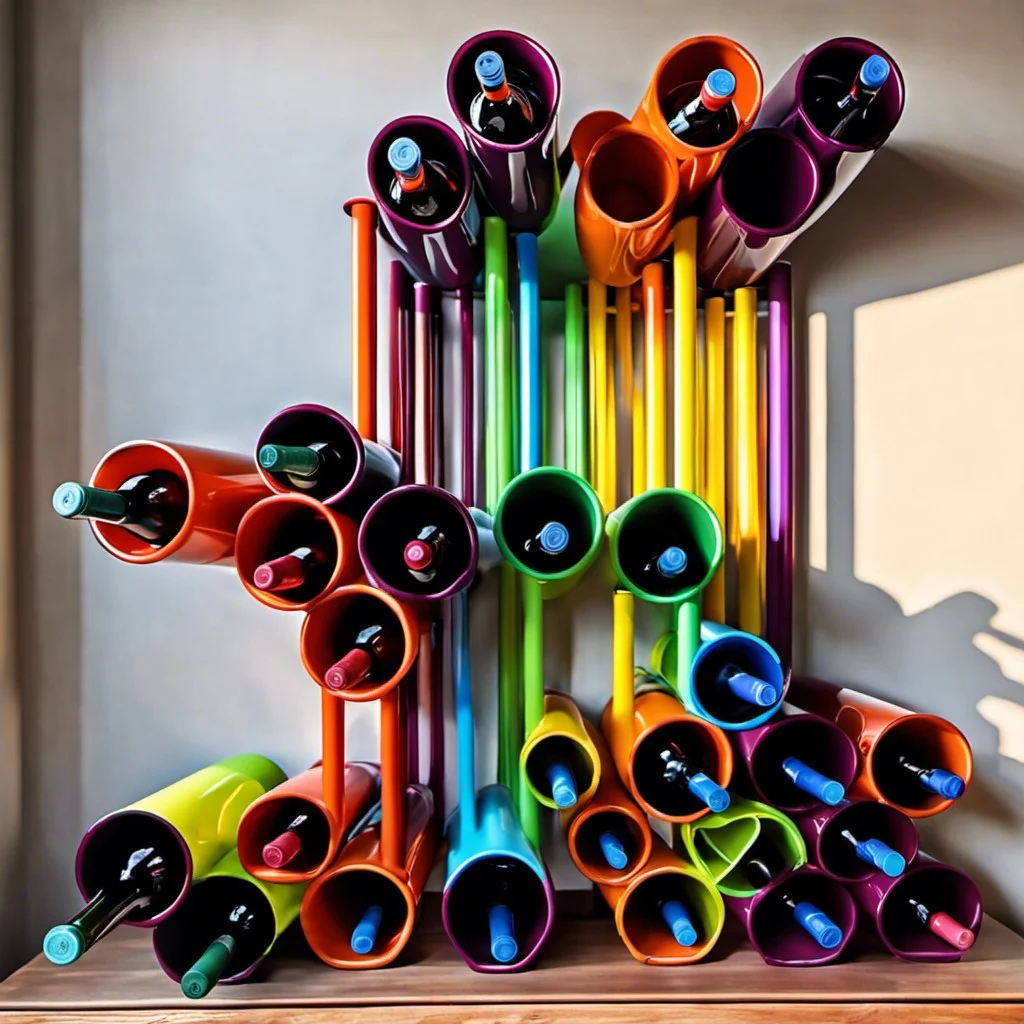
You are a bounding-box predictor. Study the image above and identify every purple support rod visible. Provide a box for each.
[389,262,412,470]
[456,286,475,508]
[766,263,793,671]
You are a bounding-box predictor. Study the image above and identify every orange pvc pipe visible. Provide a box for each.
[380,689,406,874]
[566,720,652,886]
[237,761,380,884]
[87,441,269,565]
[301,784,439,969]
[345,198,378,443]
[322,691,347,826]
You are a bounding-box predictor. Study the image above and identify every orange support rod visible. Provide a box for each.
[322,690,346,824]
[642,264,667,490]
[380,688,407,874]
[345,198,378,443]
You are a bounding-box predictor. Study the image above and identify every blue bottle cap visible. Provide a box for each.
[706,68,736,99]
[781,756,845,806]
[876,846,906,878]
[488,904,518,963]
[387,137,422,177]
[547,760,578,808]
[722,670,778,708]
[793,901,843,949]
[656,546,687,577]
[475,50,506,90]
[599,831,628,871]
[687,771,730,813]
[661,900,698,947]
[351,904,383,955]
[538,521,569,555]
[923,768,965,800]
[859,55,890,90]
[44,924,86,965]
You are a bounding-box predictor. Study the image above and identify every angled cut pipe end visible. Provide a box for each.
[234,493,360,611]
[300,584,418,702]
[520,692,601,810]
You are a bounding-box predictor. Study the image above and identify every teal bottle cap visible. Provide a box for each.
[43,924,86,965]
[52,482,88,518]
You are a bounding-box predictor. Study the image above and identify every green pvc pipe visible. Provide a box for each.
[676,599,701,698]
[519,576,545,847]
[564,284,586,479]
[484,218,509,513]
[498,562,521,799]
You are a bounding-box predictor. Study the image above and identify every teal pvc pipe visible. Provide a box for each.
[454,590,476,832]
[517,233,541,473]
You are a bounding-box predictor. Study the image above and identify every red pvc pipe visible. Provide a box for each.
[345,198,378,443]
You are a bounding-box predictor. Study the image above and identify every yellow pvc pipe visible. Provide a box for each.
[605,298,618,513]
[589,278,612,513]
[615,288,637,501]
[611,589,635,744]
[696,310,707,501]
[631,322,645,500]
[758,325,769,624]
[642,263,666,491]
[703,297,727,623]
[733,287,762,636]
[673,219,698,494]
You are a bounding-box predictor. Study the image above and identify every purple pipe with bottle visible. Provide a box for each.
[368,116,482,290]
[447,31,561,234]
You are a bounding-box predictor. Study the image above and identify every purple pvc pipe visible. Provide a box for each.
[368,116,481,290]
[447,31,561,234]
[795,799,918,883]
[766,264,793,671]
[730,707,859,814]
[726,865,857,967]
[849,854,982,962]
[756,37,905,223]
[698,128,820,290]
[388,262,412,471]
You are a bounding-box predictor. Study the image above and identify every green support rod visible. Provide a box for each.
[564,284,586,479]
[519,575,545,847]
[498,562,522,798]
[484,218,509,514]
[676,598,702,698]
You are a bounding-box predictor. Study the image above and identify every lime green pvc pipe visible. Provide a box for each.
[498,562,521,799]
[519,576,544,846]
[564,284,586,479]
[484,218,510,514]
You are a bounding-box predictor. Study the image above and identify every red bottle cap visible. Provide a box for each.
[404,540,433,572]
[325,648,373,691]
[929,911,975,950]
[254,554,307,592]
[262,830,303,868]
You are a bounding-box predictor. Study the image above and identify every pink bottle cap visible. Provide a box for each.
[325,648,373,691]
[262,829,303,868]
[254,553,306,592]
[929,911,975,950]
[404,540,433,572]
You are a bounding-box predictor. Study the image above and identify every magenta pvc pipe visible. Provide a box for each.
[389,262,413,467]
[457,286,475,507]
[766,263,793,671]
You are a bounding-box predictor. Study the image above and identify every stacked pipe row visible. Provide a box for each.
[41,27,983,993]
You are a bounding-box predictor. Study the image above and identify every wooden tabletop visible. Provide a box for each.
[2,897,1023,1023]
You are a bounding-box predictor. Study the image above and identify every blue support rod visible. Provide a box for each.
[454,589,475,831]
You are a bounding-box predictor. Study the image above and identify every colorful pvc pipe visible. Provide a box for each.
[642,262,667,490]
[368,117,481,290]
[703,296,727,621]
[443,784,554,972]
[255,404,400,517]
[564,283,587,480]
[447,31,561,233]
[728,707,859,814]
[597,833,725,965]
[787,677,973,818]
[80,441,269,565]
[518,233,541,474]
[520,691,600,811]
[795,799,918,883]
[301,784,439,969]
[673,219,698,493]
[727,865,857,967]
[345,198,378,443]
[679,795,807,898]
[70,755,285,930]
[848,854,982,963]
[152,849,304,990]
[233,493,361,611]
[236,762,380,884]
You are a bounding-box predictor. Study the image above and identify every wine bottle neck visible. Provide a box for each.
[52,482,129,524]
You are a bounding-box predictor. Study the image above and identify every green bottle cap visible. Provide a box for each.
[258,444,321,478]
[181,934,236,999]
[52,482,128,521]
[43,923,86,965]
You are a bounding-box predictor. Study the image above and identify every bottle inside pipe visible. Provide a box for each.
[660,743,730,812]
[598,830,628,871]
[780,894,843,950]
[546,760,578,809]
[840,829,904,877]
[488,904,518,964]
[718,664,778,708]
[781,756,845,805]
[909,899,975,950]
[351,904,383,955]
[660,899,698,947]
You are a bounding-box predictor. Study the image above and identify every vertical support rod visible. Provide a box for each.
[643,263,667,490]
[564,284,586,478]
[520,575,544,848]
[703,297,727,623]
[673,218,698,493]
[348,199,378,442]
[588,278,610,510]
[380,688,406,874]
[518,234,541,473]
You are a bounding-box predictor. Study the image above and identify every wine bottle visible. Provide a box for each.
[262,812,316,869]
[908,898,975,950]
[258,441,349,494]
[667,69,737,145]
[896,757,965,800]
[660,742,730,813]
[781,756,845,806]
[324,621,403,692]
[643,545,687,580]
[253,546,324,593]
[839,829,904,878]
[546,760,578,809]
[351,904,384,955]
[743,856,776,890]
[385,137,462,224]
[488,903,517,963]
[660,899,698,947]
[598,831,629,871]
[403,525,448,583]
[180,903,259,998]
[52,473,188,544]
[779,892,843,949]
[807,54,891,141]
[468,50,538,144]
[523,520,569,558]
[718,664,779,708]
[44,848,167,965]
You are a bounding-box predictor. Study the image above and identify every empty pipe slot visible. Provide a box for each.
[587,132,676,226]
[704,818,804,895]
[817,802,917,883]
[620,871,720,962]
[633,720,727,819]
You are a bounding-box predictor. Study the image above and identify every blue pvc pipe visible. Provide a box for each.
[453,591,476,829]
[488,904,518,963]
[599,831,628,870]
[791,901,842,949]
[351,905,383,955]
[517,233,541,474]
[781,756,845,806]
[661,900,698,947]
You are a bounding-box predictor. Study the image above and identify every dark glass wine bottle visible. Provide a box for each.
[908,898,975,950]
[468,50,539,144]
[667,69,737,146]
[839,828,904,877]
[779,891,842,949]
[180,903,260,999]
[403,525,448,583]
[780,756,845,806]
[258,441,350,496]
[896,756,965,800]
[807,54,891,141]
[386,137,461,224]
[43,847,167,965]
[52,473,187,544]
[659,742,730,812]
[324,620,403,691]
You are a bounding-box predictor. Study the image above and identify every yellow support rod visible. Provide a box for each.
[605,296,618,512]
[611,589,635,743]
[696,308,707,501]
[630,305,645,500]
[615,288,635,501]
[733,286,762,636]
[589,277,612,513]
[642,263,666,490]
[673,218,698,494]
[703,297,727,623]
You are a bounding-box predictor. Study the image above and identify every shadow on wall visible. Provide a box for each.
[787,143,1024,931]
